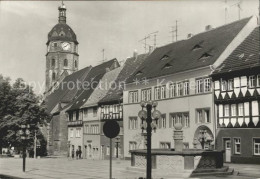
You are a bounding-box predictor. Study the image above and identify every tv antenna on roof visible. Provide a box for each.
[231,0,243,20]
[148,31,159,49]
[169,20,178,43]
[139,35,150,53]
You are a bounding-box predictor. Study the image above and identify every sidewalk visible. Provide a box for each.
[226,163,260,178]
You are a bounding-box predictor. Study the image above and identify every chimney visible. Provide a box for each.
[133,49,138,58]
[187,33,193,38]
[205,25,213,31]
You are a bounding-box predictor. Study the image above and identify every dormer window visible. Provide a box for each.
[192,44,202,51]
[135,71,143,76]
[199,52,212,61]
[162,63,172,69]
[160,55,169,61]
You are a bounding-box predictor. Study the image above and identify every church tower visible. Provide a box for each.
[45,3,79,93]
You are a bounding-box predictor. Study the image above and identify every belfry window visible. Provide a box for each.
[52,72,56,80]
[75,60,78,68]
[52,59,55,67]
[64,59,68,67]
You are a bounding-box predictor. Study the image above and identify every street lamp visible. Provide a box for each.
[138,100,161,179]
[19,124,30,172]
[115,136,120,158]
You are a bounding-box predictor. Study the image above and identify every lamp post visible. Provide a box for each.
[138,101,161,179]
[19,124,30,172]
[115,136,120,158]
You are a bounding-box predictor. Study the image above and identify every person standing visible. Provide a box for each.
[79,149,82,159]
[71,149,75,159]
[76,149,79,159]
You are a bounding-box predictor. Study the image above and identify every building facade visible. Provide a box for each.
[123,17,257,158]
[212,26,260,164]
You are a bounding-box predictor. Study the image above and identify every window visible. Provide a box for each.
[183,81,189,95]
[70,129,74,138]
[177,82,183,96]
[52,72,56,80]
[231,104,236,116]
[224,105,229,117]
[197,110,203,123]
[170,115,176,128]
[184,114,190,127]
[93,107,97,117]
[161,115,166,128]
[228,79,234,90]
[161,86,166,99]
[160,142,171,149]
[129,117,138,130]
[170,112,189,128]
[234,138,241,154]
[221,80,227,91]
[141,88,151,101]
[257,75,260,87]
[238,103,244,116]
[129,91,138,103]
[84,109,88,118]
[196,79,203,93]
[249,76,256,88]
[51,59,55,67]
[154,87,161,100]
[64,59,68,67]
[205,109,210,123]
[75,60,78,68]
[129,142,137,151]
[196,109,210,123]
[85,125,89,133]
[204,78,211,92]
[76,128,81,138]
[254,138,260,155]
[169,83,176,98]
[106,146,110,155]
[53,42,57,47]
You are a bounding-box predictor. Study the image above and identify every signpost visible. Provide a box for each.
[103,120,120,179]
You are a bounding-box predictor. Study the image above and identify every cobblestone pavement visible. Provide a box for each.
[0,158,260,179]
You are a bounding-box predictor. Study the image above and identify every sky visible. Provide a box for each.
[0,0,258,94]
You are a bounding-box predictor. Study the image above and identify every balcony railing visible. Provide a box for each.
[67,120,83,127]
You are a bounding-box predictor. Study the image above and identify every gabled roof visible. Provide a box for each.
[67,59,119,111]
[212,26,260,75]
[44,66,92,114]
[126,17,251,83]
[81,67,122,108]
[99,54,148,104]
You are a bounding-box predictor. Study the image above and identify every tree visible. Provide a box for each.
[0,76,50,154]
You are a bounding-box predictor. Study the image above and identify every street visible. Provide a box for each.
[0,158,260,179]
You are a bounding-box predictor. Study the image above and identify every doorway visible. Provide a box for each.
[224,139,231,162]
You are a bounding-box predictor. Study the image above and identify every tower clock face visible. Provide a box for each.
[61,42,71,51]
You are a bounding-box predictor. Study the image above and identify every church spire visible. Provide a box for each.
[58,1,66,23]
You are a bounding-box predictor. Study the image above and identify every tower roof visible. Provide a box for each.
[47,3,78,45]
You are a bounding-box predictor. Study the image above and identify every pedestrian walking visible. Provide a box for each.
[76,149,79,159]
[79,149,82,159]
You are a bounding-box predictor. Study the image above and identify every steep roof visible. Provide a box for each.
[212,26,260,75]
[127,17,251,83]
[44,66,92,113]
[99,54,148,104]
[67,59,119,111]
[81,67,122,108]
